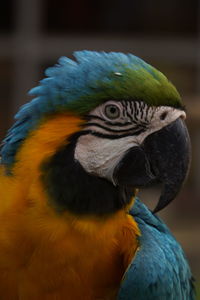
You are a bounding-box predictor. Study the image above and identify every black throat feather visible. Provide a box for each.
[41,133,133,216]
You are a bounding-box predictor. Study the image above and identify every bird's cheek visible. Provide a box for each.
[74,134,138,181]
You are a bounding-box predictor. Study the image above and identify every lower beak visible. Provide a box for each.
[114,118,191,213]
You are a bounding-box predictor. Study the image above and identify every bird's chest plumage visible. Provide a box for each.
[0,205,139,300]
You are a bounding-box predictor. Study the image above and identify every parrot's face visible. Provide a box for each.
[75,99,190,212]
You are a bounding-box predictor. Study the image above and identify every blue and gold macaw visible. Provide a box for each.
[0,51,195,299]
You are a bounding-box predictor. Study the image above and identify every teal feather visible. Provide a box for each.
[118,198,195,300]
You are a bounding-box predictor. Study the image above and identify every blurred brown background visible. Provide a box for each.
[0,0,200,289]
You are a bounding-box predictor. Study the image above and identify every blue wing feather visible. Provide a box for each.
[117,198,195,300]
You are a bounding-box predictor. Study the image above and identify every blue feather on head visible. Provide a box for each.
[0,50,180,168]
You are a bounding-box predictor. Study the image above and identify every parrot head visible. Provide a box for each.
[1,51,191,215]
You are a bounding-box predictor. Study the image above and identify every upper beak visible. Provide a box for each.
[143,117,191,212]
[114,117,191,213]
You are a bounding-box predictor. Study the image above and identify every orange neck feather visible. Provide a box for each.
[13,113,84,177]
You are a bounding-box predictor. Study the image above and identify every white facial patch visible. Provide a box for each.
[74,101,186,184]
[75,134,138,185]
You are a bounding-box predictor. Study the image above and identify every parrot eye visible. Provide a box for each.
[104,104,120,119]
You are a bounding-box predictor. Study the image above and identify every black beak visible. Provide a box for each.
[114,118,191,213]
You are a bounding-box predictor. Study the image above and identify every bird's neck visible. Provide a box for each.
[41,137,135,216]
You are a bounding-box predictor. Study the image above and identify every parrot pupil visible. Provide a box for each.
[110,107,116,113]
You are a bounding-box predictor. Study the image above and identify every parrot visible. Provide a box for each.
[0,51,195,300]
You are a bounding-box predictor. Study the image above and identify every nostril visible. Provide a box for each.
[160,111,168,120]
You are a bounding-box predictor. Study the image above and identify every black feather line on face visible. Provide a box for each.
[40,133,134,216]
[85,122,146,134]
[87,129,146,139]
